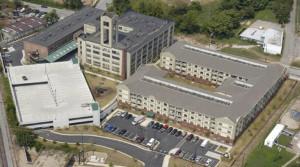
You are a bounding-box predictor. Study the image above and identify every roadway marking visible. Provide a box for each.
[175,138,186,148]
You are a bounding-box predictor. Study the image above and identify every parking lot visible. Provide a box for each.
[106,115,221,167]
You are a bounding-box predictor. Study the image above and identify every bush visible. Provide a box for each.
[34,141,45,152]
[43,138,47,142]
[76,142,80,146]
[53,140,57,144]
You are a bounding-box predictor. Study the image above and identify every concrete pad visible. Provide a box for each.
[140,117,153,127]
[205,151,221,160]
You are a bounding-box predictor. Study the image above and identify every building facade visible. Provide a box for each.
[78,11,174,80]
[116,42,287,145]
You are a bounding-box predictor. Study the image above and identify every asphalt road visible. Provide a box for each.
[35,129,165,167]
[22,1,74,19]
[95,0,112,10]
[282,0,297,65]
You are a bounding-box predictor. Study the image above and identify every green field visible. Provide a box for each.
[245,145,295,167]
[287,156,300,167]
[220,47,260,60]
[197,0,222,26]
[253,9,277,23]
[277,135,293,146]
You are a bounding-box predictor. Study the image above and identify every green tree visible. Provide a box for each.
[179,10,200,34]
[108,0,132,15]
[188,1,201,11]
[75,0,83,10]
[13,0,22,8]
[14,126,37,147]
[44,9,59,25]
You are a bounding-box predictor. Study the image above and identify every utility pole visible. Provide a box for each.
[273,146,282,162]
[81,132,84,164]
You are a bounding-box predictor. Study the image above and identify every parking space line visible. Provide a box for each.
[210,144,215,149]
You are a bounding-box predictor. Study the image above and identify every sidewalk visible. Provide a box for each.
[162,148,178,167]
[282,154,299,167]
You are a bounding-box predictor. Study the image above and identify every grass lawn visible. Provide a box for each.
[38,139,144,167]
[245,145,295,167]
[84,73,118,108]
[82,65,122,80]
[168,156,195,167]
[220,47,281,62]
[166,75,216,92]
[291,60,300,68]
[216,146,228,153]
[252,9,277,23]
[287,156,300,167]
[277,135,293,146]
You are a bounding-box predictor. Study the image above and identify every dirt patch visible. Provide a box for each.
[34,150,68,167]
[232,45,256,49]
[280,97,300,129]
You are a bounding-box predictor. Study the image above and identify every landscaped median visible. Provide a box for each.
[218,79,300,166]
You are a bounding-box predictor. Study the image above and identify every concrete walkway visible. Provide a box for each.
[162,148,178,167]
[83,70,123,83]
[282,154,299,167]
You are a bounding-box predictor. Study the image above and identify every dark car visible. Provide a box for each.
[110,127,117,132]
[41,5,48,8]
[137,136,145,143]
[192,136,199,143]
[125,114,132,120]
[170,129,178,135]
[22,76,28,81]
[175,149,182,156]
[190,154,197,161]
[175,131,182,137]
[166,127,173,133]
[152,122,159,129]
[147,121,154,127]
[118,129,127,135]
[186,134,194,141]
[156,124,163,130]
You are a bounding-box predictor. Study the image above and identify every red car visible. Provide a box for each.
[137,136,145,143]
[175,149,182,156]
[22,76,28,81]
[186,134,194,141]
[160,125,169,132]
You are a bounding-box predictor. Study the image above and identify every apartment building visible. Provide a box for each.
[78,11,174,80]
[117,43,286,145]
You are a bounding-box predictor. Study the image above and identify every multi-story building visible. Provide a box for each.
[78,11,174,80]
[117,42,287,145]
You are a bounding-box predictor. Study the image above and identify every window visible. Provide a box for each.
[103,21,109,27]
[93,50,100,54]
[184,114,187,117]
[118,26,122,30]
[112,50,119,55]
[103,53,110,58]
[219,123,222,126]
[112,56,120,60]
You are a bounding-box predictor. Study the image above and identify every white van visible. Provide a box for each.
[147,138,156,147]
[200,139,209,148]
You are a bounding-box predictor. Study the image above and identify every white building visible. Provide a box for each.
[240,20,283,55]
[7,61,100,128]
[264,124,285,148]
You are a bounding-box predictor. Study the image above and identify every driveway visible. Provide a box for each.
[95,0,112,10]
[35,129,165,167]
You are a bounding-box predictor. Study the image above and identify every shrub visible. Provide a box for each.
[76,142,80,146]
[53,140,57,144]
[34,141,45,152]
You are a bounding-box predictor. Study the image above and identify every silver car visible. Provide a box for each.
[195,155,203,163]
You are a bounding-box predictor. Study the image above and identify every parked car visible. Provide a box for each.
[195,155,203,163]
[131,135,139,141]
[125,114,132,120]
[156,124,163,130]
[175,131,182,137]
[152,122,159,129]
[160,125,168,132]
[22,76,28,81]
[41,5,48,8]
[175,149,182,156]
[147,121,154,127]
[170,129,178,135]
[120,111,128,118]
[181,131,187,138]
[137,136,145,143]
[105,125,113,131]
[166,127,173,133]
[116,111,122,116]
[205,159,212,166]
[110,127,117,132]
[192,136,199,143]
[146,138,156,147]
[178,151,187,158]
[190,154,197,161]
[186,134,194,141]
[118,129,127,135]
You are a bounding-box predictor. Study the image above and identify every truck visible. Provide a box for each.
[200,139,209,148]
[132,115,145,125]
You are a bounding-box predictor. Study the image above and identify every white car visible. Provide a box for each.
[116,111,122,116]
[120,111,128,118]
[205,159,212,166]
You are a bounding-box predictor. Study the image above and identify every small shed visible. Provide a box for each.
[264,124,285,148]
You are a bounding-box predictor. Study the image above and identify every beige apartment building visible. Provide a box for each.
[117,42,287,145]
[77,11,174,80]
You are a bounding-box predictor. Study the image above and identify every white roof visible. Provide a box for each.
[7,61,95,125]
[264,124,285,148]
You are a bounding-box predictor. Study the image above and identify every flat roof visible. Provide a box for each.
[25,6,106,47]
[7,61,96,125]
[122,45,285,121]
[82,10,174,53]
[5,16,46,34]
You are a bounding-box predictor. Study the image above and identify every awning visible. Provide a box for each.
[38,41,77,63]
[147,112,155,118]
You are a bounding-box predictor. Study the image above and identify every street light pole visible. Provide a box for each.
[273,146,282,162]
